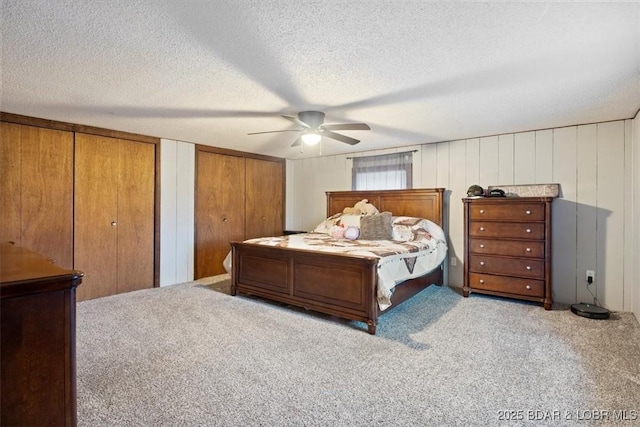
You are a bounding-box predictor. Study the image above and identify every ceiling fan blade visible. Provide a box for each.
[321,123,370,131]
[291,136,303,147]
[282,115,310,129]
[248,129,302,135]
[322,131,360,145]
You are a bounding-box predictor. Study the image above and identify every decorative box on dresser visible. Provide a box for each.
[1,242,83,426]
[463,196,554,309]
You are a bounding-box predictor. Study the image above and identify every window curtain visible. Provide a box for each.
[351,151,413,190]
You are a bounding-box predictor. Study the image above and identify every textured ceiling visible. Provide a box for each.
[2,0,639,159]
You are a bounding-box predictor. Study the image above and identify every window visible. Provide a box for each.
[351,151,413,190]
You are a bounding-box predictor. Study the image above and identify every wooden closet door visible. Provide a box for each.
[245,158,283,240]
[196,152,245,278]
[75,134,155,300]
[0,122,73,268]
[74,133,119,300]
[0,123,22,246]
[116,139,155,294]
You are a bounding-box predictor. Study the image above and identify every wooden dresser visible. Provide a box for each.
[463,197,554,309]
[1,243,83,426]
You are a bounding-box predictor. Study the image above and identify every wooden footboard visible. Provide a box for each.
[231,243,380,332]
[231,242,443,334]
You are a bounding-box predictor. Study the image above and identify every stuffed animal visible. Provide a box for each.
[353,199,379,215]
[342,206,358,215]
[342,199,379,215]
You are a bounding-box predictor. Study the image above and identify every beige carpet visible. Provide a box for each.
[76,276,640,426]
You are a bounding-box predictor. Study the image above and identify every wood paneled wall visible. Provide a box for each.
[286,118,637,312]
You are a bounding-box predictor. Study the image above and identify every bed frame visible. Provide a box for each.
[230,188,445,334]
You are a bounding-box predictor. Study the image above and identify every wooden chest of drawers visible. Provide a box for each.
[463,197,554,309]
[1,243,83,426]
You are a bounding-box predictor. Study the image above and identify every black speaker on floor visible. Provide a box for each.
[570,303,610,320]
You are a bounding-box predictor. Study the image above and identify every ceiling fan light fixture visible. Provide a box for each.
[301,131,321,146]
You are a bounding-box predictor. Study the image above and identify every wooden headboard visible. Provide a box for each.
[326,188,445,227]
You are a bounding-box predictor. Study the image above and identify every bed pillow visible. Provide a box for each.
[359,212,393,240]
[392,224,415,241]
[392,216,439,242]
[338,214,363,228]
[329,225,346,239]
[344,225,360,240]
[312,213,343,233]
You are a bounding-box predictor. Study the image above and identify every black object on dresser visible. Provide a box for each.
[463,197,554,310]
[1,242,83,426]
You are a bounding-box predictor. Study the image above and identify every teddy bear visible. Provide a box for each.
[357,199,379,215]
[342,199,379,215]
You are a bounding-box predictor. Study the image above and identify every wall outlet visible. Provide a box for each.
[586,270,595,283]
[451,257,457,266]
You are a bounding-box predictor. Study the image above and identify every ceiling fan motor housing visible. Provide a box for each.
[298,111,325,129]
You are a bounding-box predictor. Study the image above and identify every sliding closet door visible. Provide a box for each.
[75,133,155,300]
[0,122,73,268]
[195,151,245,278]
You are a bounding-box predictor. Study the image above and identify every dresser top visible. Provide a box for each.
[463,196,555,203]
[0,243,82,297]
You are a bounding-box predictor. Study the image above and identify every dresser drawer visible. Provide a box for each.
[469,203,545,221]
[469,273,544,298]
[469,238,544,258]
[468,222,544,240]
[468,254,544,278]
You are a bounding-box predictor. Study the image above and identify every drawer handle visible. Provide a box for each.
[525,210,532,215]
[111,221,117,226]
[479,244,485,248]
[526,248,532,252]
[479,279,485,284]
[479,209,485,214]
[223,218,228,222]
[526,228,532,233]
[480,261,485,266]
[479,227,485,231]
[526,285,531,290]
[526,266,532,270]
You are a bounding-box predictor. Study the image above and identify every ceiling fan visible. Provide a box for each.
[248,111,370,147]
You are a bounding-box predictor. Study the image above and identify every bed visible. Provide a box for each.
[230,188,447,334]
